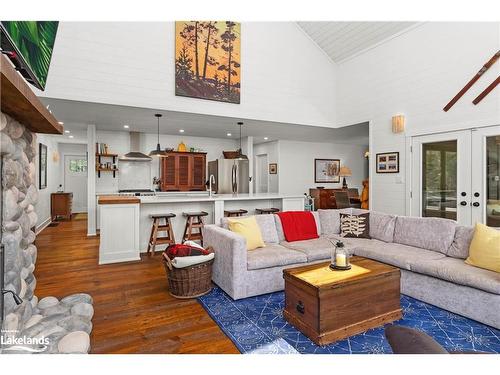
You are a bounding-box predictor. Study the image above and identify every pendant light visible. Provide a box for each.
[149,113,168,157]
[236,121,248,160]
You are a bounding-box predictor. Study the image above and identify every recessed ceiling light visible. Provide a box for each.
[179,129,185,133]
[68,135,74,139]
[123,125,129,129]
[264,137,268,140]
[58,121,64,125]
[227,133,232,137]
[64,130,70,134]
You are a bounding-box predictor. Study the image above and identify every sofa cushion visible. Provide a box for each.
[280,237,335,262]
[274,212,321,242]
[318,209,341,235]
[246,244,307,270]
[447,225,474,259]
[352,240,446,271]
[411,257,500,295]
[222,214,279,244]
[370,211,396,243]
[393,216,456,254]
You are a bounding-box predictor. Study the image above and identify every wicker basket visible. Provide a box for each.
[162,248,214,299]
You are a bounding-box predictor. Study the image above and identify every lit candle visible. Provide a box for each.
[336,253,347,267]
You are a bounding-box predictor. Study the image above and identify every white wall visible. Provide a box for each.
[336,22,500,215]
[254,141,280,193]
[278,140,368,196]
[35,135,60,229]
[95,130,238,193]
[38,22,337,128]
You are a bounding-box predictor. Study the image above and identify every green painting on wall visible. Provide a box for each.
[1,21,59,90]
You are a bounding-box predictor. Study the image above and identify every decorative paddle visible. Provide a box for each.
[443,50,500,111]
[472,76,500,105]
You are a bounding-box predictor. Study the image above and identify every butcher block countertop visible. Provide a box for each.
[98,196,140,205]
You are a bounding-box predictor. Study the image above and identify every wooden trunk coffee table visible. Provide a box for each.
[283,256,402,345]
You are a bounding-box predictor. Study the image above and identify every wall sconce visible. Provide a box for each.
[52,151,60,163]
[392,115,405,133]
[364,151,370,159]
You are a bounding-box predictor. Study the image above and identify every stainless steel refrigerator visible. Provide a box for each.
[208,159,250,194]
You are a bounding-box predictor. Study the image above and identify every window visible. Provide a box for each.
[69,159,87,173]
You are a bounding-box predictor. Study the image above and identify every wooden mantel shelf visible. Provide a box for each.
[1,54,63,134]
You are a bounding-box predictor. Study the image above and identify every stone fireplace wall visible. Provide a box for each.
[1,112,93,354]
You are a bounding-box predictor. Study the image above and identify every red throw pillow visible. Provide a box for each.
[164,244,210,259]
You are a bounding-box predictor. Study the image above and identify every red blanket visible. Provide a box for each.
[276,211,319,242]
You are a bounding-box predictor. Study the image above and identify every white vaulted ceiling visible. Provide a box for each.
[297,22,419,63]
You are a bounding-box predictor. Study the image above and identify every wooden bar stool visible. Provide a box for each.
[147,213,176,255]
[182,211,209,245]
[224,209,248,217]
[255,208,280,214]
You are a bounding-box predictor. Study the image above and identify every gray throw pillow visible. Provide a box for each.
[340,213,371,239]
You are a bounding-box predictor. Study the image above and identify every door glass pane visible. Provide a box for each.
[69,159,87,173]
[422,140,457,220]
[486,136,500,227]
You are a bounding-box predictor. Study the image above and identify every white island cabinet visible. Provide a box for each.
[98,192,305,262]
[98,196,141,264]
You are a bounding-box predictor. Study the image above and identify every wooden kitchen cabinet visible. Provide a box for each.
[161,152,207,192]
[51,192,73,220]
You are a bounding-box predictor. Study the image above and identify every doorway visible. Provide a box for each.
[254,153,269,194]
[410,125,500,227]
[64,154,88,213]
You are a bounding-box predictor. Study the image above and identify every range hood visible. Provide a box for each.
[119,132,152,161]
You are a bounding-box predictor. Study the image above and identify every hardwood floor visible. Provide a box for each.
[34,215,238,354]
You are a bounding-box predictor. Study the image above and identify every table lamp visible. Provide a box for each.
[339,166,352,189]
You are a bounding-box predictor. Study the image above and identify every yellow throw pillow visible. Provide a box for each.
[228,216,265,251]
[465,223,500,273]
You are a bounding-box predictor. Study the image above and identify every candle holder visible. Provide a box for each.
[329,240,351,271]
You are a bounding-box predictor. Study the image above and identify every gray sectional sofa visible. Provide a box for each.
[202,209,500,329]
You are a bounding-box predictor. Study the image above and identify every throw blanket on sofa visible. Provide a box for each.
[276,211,319,242]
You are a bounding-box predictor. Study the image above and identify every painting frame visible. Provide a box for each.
[39,143,47,189]
[269,163,277,175]
[175,21,241,104]
[314,158,340,183]
[376,152,399,173]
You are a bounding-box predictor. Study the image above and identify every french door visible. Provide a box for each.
[411,125,500,227]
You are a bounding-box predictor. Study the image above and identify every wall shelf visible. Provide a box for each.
[96,153,118,178]
[0,54,63,134]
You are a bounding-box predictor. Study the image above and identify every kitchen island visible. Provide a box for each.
[98,192,305,263]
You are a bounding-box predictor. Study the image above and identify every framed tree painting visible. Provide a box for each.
[315,159,340,183]
[175,21,241,104]
[39,143,47,189]
[376,152,399,173]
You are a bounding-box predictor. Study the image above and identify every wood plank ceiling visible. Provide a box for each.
[297,22,418,63]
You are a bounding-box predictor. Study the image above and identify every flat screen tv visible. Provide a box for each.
[0,21,58,90]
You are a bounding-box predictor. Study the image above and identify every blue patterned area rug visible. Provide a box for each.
[198,287,500,354]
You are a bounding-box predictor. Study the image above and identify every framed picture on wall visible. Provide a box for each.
[269,163,277,174]
[39,143,47,189]
[376,152,399,173]
[314,159,340,183]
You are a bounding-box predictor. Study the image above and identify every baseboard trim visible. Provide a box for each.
[35,217,52,235]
